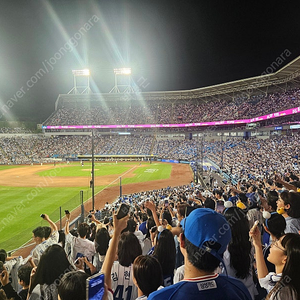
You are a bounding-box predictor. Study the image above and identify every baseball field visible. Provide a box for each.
[0,161,193,252]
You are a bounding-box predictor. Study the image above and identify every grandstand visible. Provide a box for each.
[0,55,300,179]
[2,55,300,265]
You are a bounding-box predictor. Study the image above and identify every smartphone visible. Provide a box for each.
[216,202,225,213]
[74,252,84,264]
[86,272,105,300]
[40,214,45,218]
[164,200,169,207]
[251,220,259,232]
[116,203,130,219]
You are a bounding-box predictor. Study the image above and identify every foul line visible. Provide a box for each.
[91,165,138,199]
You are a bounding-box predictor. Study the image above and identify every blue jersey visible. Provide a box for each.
[148,273,251,300]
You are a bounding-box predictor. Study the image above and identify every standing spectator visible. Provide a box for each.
[262,212,286,273]
[58,271,89,300]
[65,213,96,267]
[0,249,23,292]
[148,208,251,300]
[223,207,257,299]
[250,227,300,299]
[29,244,74,300]
[133,255,163,300]
[277,191,300,233]
[25,214,59,266]
[111,232,142,300]
[92,226,111,274]
[152,229,176,287]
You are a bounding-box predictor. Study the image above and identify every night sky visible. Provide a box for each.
[0,0,300,123]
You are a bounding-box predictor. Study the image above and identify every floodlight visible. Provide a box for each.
[114,68,131,75]
[72,69,90,76]
[68,69,91,94]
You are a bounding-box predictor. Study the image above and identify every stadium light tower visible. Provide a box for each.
[109,67,135,93]
[68,69,92,94]
[91,129,95,210]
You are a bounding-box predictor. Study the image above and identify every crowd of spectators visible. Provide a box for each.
[44,88,300,126]
[1,133,300,185]
[0,127,33,134]
[2,171,300,299]
[205,132,300,181]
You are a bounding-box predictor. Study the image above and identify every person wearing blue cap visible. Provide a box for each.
[148,208,251,300]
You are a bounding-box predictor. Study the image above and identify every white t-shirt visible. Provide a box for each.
[173,265,185,284]
[259,272,282,293]
[4,256,23,292]
[65,233,96,263]
[222,249,257,300]
[93,253,105,273]
[27,230,59,266]
[142,238,152,256]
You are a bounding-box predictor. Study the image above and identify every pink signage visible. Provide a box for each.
[42,106,300,129]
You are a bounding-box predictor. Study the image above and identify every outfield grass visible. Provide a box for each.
[37,163,130,177]
[0,162,172,251]
[0,186,91,250]
[0,165,22,171]
[122,164,172,184]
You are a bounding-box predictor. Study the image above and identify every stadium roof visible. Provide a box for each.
[57,55,300,107]
[152,54,300,99]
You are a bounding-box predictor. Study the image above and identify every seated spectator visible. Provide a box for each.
[228,190,238,205]
[148,208,251,299]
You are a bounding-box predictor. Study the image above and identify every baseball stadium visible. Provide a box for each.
[1,55,300,253]
[1,2,300,300]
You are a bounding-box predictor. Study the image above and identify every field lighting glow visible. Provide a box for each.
[114,68,131,75]
[72,69,90,76]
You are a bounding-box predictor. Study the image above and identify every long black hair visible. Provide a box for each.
[153,229,176,276]
[268,233,300,300]
[224,207,252,279]
[94,227,110,255]
[118,232,142,267]
[30,244,74,293]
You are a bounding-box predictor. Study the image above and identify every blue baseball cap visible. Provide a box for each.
[181,208,231,261]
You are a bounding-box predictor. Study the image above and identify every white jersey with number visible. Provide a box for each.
[111,261,138,300]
